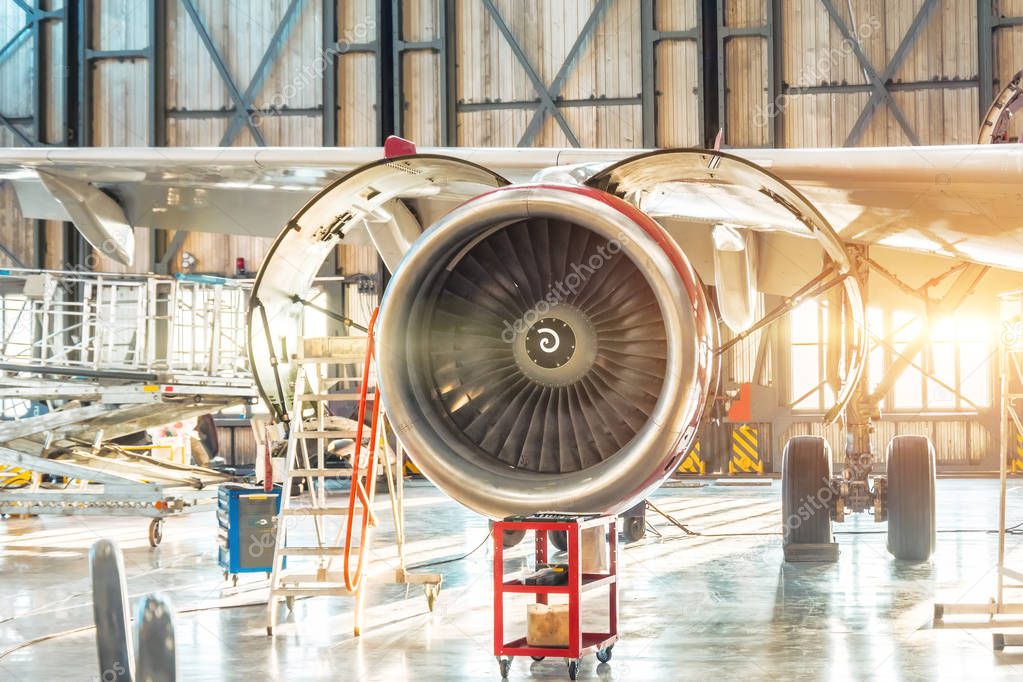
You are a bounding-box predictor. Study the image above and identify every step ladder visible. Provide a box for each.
[266,310,383,637]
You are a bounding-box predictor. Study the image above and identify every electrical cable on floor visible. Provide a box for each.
[0,598,283,662]
[406,529,493,570]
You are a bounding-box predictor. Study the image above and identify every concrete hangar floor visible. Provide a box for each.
[1,478,1022,681]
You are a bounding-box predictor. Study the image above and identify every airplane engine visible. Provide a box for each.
[376,184,715,518]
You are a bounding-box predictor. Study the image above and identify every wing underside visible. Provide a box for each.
[0,144,1020,271]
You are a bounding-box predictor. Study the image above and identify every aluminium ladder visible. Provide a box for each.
[265,308,441,642]
[266,311,381,637]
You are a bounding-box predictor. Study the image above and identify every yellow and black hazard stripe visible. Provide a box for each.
[729,424,763,474]
[676,441,705,475]
[403,456,423,477]
[1011,432,1023,474]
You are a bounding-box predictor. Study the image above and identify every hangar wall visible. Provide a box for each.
[0,0,1020,470]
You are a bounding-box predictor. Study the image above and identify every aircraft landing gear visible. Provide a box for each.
[781,436,837,562]
[781,434,937,563]
[885,435,936,561]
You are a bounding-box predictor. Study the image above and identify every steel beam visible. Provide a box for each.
[517,0,612,146]
[816,0,927,146]
[442,0,457,145]
[0,111,35,146]
[220,0,307,146]
[844,0,937,146]
[179,0,267,146]
[155,230,187,275]
[458,96,641,112]
[148,0,167,147]
[481,0,580,146]
[322,0,338,145]
[716,0,774,146]
[867,264,989,404]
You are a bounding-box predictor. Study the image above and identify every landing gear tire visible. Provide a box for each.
[781,436,833,561]
[622,516,645,543]
[549,530,567,551]
[148,519,163,547]
[491,521,527,548]
[886,435,936,562]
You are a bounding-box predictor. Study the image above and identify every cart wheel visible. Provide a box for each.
[232,574,238,588]
[426,584,440,611]
[148,519,163,547]
[285,596,295,611]
[222,570,229,582]
[499,657,512,678]
[597,646,613,663]
[531,656,545,661]
[266,626,273,637]
[567,659,580,680]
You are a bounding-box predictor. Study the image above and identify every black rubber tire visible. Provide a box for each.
[500,658,512,678]
[622,516,645,543]
[549,530,568,551]
[568,660,579,680]
[503,527,527,548]
[596,646,613,663]
[148,519,163,547]
[531,656,545,662]
[886,435,936,562]
[781,436,833,551]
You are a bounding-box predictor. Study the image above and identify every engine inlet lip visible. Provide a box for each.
[377,183,707,518]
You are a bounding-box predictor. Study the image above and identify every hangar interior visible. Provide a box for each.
[0,1,1023,680]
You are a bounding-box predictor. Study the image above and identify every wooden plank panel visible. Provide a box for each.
[92,61,149,147]
[0,183,32,267]
[451,0,644,148]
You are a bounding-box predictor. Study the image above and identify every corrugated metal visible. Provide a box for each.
[723,0,981,147]
[785,418,995,469]
[722,0,769,147]
[654,0,701,146]
[0,3,34,124]
[336,0,379,146]
[161,0,326,274]
[449,0,646,148]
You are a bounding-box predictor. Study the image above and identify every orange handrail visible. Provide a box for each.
[343,307,380,592]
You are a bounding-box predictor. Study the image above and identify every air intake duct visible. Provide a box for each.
[377,184,714,519]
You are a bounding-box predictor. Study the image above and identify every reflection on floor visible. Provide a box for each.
[3,479,1023,680]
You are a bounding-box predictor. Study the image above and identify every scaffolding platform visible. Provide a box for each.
[0,268,257,540]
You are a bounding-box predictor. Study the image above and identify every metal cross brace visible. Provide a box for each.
[818,0,938,146]
[179,0,308,147]
[482,0,612,147]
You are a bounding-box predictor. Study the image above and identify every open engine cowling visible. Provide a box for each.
[377,184,714,518]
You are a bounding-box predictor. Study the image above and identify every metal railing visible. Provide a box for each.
[0,268,252,382]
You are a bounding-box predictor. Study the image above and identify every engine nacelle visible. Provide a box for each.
[377,184,714,518]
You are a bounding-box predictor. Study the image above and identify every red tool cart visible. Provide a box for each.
[493,513,619,679]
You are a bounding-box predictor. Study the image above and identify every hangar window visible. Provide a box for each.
[869,309,992,412]
[789,302,993,413]
[789,300,833,411]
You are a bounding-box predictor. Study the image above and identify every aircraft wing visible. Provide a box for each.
[0,144,1021,271]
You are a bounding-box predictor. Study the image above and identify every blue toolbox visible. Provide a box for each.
[217,483,283,584]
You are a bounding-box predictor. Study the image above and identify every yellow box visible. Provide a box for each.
[526,603,569,647]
